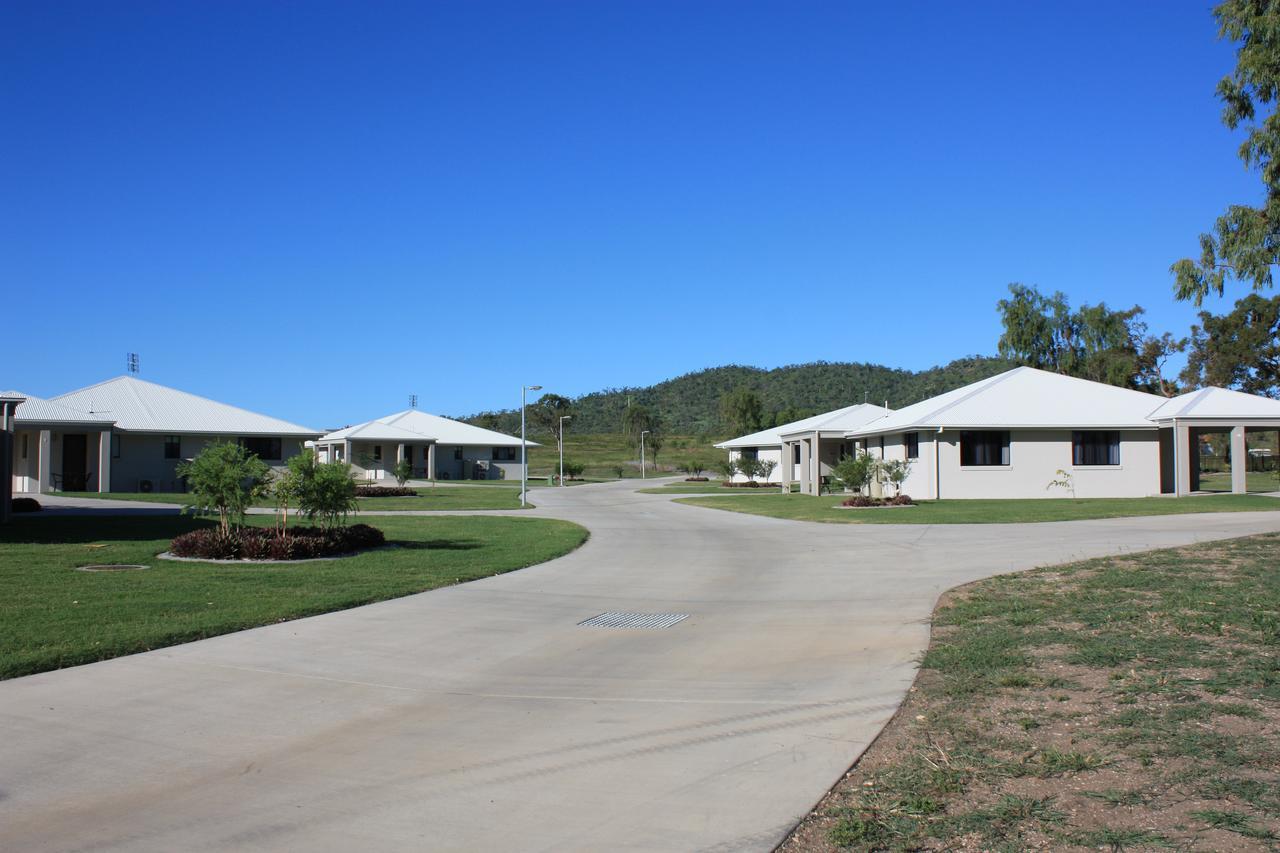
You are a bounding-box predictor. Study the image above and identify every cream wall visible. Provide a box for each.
[727,447,783,483]
[108,434,308,493]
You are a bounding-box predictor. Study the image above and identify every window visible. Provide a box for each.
[905,432,919,460]
[1073,431,1120,466]
[960,431,1010,466]
[454,447,463,460]
[740,447,758,461]
[112,434,120,458]
[163,435,181,459]
[240,436,283,461]
[492,446,517,461]
[373,445,383,462]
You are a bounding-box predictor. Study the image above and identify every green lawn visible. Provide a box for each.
[789,533,1280,850]
[0,514,587,680]
[527,432,727,480]
[53,486,530,511]
[676,492,1280,524]
[1196,470,1280,493]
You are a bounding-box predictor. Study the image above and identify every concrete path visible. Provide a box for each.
[4,481,1280,852]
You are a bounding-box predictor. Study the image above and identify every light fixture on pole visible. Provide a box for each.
[521,385,542,507]
[558,415,572,486]
[640,429,650,479]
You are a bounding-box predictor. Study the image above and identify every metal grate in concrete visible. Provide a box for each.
[579,611,689,629]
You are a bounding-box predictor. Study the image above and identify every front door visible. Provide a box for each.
[62,434,88,491]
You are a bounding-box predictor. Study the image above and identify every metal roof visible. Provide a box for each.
[318,409,532,446]
[1147,386,1280,421]
[845,367,1168,437]
[1,390,116,427]
[716,404,891,448]
[50,377,320,436]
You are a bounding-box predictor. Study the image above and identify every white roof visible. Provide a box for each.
[1,390,116,427]
[1148,386,1280,421]
[717,404,891,448]
[318,409,531,446]
[846,367,1168,437]
[51,376,320,436]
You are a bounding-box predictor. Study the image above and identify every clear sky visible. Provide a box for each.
[1,1,1257,429]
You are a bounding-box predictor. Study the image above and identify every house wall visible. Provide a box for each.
[108,434,308,493]
[10,429,40,492]
[857,429,1160,499]
[727,447,783,483]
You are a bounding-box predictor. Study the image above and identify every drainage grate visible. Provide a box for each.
[579,611,688,629]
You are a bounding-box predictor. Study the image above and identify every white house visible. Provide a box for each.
[716,404,890,484]
[42,376,321,493]
[5,391,116,493]
[817,366,1280,500]
[315,409,532,481]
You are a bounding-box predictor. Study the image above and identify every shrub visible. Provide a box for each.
[299,459,359,528]
[12,497,42,513]
[890,494,915,505]
[842,495,877,507]
[737,457,761,483]
[715,459,738,481]
[169,524,385,560]
[680,460,707,478]
[562,461,586,480]
[757,458,778,483]
[611,465,626,479]
[177,441,272,535]
[393,458,414,487]
[832,453,877,495]
[879,458,913,496]
[354,486,418,497]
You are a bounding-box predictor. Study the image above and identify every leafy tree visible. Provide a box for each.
[529,393,574,446]
[646,428,665,470]
[304,460,359,529]
[737,456,760,483]
[177,440,272,535]
[719,387,764,434]
[273,449,312,533]
[879,458,913,496]
[680,460,707,478]
[832,453,877,496]
[561,460,585,480]
[757,458,778,483]
[610,464,626,479]
[621,403,655,445]
[1181,292,1280,397]
[1134,332,1189,397]
[716,458,738,481]
[997,284,1180,390]
[1172,1,1280,303]
[393,458,413,486]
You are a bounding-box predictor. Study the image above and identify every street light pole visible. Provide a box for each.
[521,384,542,507]
[559,415,572,486]
[640,429,650,479]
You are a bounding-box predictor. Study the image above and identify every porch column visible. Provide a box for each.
[798,438,811,495]
[0,397,21,524]
[780,442,791,493]
[37,429,51,494]
[1175,423,1193,496]
[811,430,821,495]
[397,443,406,464]
[1230,425,1247,495]
[427,443,437,480]
[97,430,112,493]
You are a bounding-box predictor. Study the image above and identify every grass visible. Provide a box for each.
[782,533,1280,851]
[678,492,1280,524]
[526,432,726,480]
[53,486,530,511]
[0,513,588,680]
[1196,470,1280,493]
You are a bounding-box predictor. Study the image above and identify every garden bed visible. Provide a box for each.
[838,494,915,508]
[168,524,386,561]
[354,486,418,497]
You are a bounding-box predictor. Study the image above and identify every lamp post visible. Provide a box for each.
[558,415,572,486]
[521,384,542,507]
[640,429,650,479]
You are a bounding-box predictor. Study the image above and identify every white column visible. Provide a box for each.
[1175,424,1193,496]
[98,430,112,493]
[37,429,51,494]
[427,443,437,480]
[1230,425,1247,495]
[798,439,811,495]
[811,430,821,495]
[780,442,791,494]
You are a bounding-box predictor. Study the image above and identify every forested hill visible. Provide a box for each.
[459,356,1015,437]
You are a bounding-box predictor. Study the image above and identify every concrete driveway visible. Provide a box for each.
[3,481,1279,852]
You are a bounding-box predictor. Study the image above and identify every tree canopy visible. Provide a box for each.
[1182,292,1280,397]
[1172,0,1280,304]
[718,387,764,435]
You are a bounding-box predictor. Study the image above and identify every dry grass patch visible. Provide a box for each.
[782,534,1280,852]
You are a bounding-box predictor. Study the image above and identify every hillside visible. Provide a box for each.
[459,355,1015,437]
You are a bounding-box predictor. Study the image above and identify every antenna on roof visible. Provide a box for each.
[409,394,418,409]
[126,353,139,375]
[863,390,868,404]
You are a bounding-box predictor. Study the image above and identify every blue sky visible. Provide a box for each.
[1,1,1257,429]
